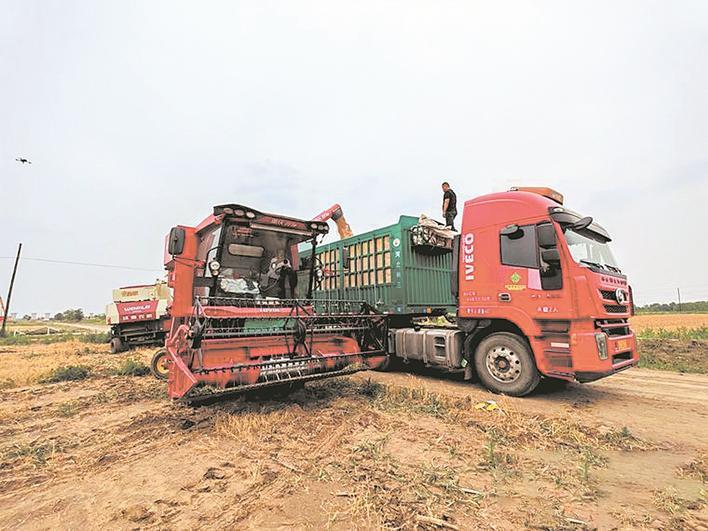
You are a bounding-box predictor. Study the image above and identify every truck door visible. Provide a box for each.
[498,223,541,309]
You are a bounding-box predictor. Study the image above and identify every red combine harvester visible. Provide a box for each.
[162,204,388,402]
[106,282,171,353]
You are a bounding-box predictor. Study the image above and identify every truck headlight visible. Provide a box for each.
[595,333,608,360]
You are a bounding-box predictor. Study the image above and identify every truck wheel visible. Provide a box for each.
[110,337,124,354]
[150,349,169,380]
[474,332,540,396]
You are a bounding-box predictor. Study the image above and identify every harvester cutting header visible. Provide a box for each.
[162,204,387,401]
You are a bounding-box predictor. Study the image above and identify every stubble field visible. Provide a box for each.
[0,328,706,530]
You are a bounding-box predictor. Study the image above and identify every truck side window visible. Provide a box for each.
[500,224,539,268]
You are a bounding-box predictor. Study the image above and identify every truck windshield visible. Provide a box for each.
[563,229,621,272]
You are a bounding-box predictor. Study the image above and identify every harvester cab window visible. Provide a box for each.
[211,225,301,299]
[500,224,539,269]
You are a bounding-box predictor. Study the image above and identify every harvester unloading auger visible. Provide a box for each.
[162,204,387,402]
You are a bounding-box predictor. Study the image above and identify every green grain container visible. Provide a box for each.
[299,215,456,315]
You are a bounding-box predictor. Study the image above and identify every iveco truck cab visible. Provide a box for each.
[453,187,637,395]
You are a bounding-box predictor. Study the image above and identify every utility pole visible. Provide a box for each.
[1,243,22,337]
[677,287,682,313]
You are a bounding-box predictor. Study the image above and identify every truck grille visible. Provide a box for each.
[599,289,616,301]
[604,304,627,314]
[599,289,629,303]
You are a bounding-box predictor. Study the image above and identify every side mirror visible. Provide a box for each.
[541,248,561,264]
[342,248,351,270]
[168,227,186,255]
[537,223,557,248]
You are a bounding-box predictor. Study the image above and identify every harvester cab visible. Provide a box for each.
[162,204,388,402]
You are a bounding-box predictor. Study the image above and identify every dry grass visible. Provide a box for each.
[214,407,298,446]
[677,453,707,484]
[631,313,708,333]
[0,341,154,388]
[370,383,652,452]
[1,341,705,530]
[208,379,657,529]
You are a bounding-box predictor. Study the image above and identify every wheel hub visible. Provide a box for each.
[486,346,522,383]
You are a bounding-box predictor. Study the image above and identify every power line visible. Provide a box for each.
[0,256,161,272]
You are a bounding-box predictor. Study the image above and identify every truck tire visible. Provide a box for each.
[150,349,169,380]
[110,337,124,354]
[474,332,540,397]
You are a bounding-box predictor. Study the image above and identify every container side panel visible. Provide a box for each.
[300,216,456,315]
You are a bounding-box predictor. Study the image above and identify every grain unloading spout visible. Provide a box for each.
[312,204,353,239]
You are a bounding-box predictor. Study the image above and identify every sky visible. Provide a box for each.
[1,0,707,315]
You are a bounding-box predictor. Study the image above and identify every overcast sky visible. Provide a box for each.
[1,0,707,315]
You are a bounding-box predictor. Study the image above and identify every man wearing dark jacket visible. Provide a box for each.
[441,182,457,230]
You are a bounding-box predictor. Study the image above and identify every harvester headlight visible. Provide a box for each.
[222,207,234,215]
[245,211,256,219]
[208,260,221,275]
[309,222,319,229]
[595,333,608,360]
[234,209,245,217]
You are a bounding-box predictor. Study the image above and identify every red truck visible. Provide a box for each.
[447,186,638,395]
[307,186,638,396]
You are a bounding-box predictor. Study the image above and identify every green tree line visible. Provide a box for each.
[637,300,708,313]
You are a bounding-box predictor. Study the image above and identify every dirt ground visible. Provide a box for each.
[0,343,706,530]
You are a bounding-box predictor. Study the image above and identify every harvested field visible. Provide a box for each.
[631,313,708,334]
[0,341,707,530]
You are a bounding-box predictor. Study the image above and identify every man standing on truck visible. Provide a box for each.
[441,182,457,230]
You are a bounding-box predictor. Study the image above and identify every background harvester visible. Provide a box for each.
[106,282,171,353]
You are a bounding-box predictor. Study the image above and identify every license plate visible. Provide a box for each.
[616,339,629,351]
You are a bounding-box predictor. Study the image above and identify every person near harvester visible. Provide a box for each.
[441,181,457,230]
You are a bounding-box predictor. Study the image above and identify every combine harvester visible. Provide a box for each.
[162,204,387,402]
[304,187,639,396]
[106,282,171,353]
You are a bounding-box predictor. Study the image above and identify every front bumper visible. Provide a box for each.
[536,325,639,383]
